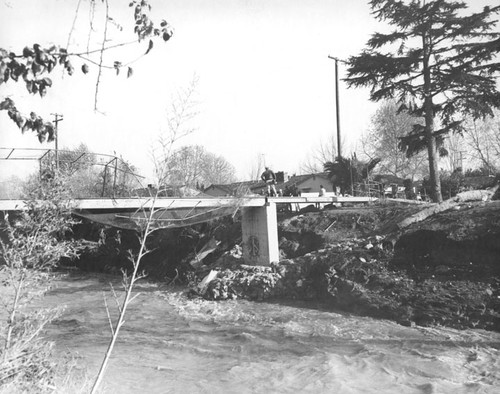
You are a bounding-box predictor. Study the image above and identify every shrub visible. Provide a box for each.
[421,169,465,200]
[0,176,81,392]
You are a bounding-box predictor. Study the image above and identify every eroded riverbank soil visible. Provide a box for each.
[194,201,500,332]
[71,199,500,332]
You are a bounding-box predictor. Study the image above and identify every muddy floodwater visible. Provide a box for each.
[43,272,500,393]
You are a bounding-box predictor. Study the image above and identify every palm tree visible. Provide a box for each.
[324,154,380,195]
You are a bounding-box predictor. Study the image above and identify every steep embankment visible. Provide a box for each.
[195,200,500,331]
[71,196,500,331]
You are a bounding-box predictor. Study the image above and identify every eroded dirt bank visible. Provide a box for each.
[191,201,500,332]
[73,200,500,332]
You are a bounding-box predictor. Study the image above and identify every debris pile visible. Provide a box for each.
[189,200,500,331]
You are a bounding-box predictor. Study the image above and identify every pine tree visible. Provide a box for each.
[345,0,500,202]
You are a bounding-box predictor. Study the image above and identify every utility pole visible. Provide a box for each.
[51,113,63,171]
[328,55,342,159]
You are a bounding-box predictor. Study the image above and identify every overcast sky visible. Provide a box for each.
[0,0,495,183]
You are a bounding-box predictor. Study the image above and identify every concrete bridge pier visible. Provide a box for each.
[241,202,280,266]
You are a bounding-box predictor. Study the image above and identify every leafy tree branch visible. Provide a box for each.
[0,0,174,138]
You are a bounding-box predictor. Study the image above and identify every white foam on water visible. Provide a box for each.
[35,274,500,393]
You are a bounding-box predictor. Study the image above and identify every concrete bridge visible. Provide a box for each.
[0,196,375,266]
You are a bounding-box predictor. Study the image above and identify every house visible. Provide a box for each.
[204,172,333,197]
[281,173,332,195]
[204,181,260,197]
[203,184,235,197]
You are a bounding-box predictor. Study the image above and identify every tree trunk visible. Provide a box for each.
[397,186,498,230]
[422,30,442,203]
[424,105,442,202]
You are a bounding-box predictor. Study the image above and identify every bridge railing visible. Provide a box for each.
[0,195,378,212]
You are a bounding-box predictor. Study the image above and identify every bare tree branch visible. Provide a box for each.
[300,135,338,174]
[94,0,109,111]
[66,0,83,51]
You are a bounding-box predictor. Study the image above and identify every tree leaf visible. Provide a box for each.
[113,61,122,75]
[163,31,171,42]
[81,64,89,74]
[145,39,153,55]
[46,123,55,142]
[23,68,35,82]
[0,98,14,110]
[22,119,30,132]
[22,46,34,57]
[2,67,10,83]
[16,115,26,129]
[31,62,44,75]
[127,67,133,78]
[65,60,74,75]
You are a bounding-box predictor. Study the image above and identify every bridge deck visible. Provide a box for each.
[0,196,376,211]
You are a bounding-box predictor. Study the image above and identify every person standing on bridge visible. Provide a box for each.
[261,167,277,197]
[316,184,327,209]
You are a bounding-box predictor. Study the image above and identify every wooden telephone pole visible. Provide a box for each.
[51,113,63,171]
[328,55,342,159]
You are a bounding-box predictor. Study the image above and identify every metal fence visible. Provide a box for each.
[0,147,144,198]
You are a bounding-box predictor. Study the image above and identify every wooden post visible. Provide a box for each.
[113,157,118,198]
[51,113,63,172]
[101,165,108,197]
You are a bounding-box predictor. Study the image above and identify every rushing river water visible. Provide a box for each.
[42,272,500,394]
